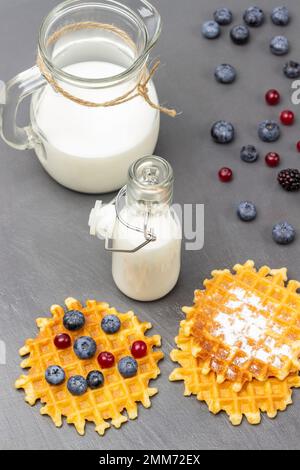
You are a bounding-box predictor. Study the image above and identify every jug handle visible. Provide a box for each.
[0,66,46,150]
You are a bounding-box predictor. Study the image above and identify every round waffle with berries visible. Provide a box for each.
[170,325,300,425]
[181,261,300,392]
[15,298,163,436]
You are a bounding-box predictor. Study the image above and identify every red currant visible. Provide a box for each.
[280,110,295,126]
[297,141,300,153]
[131,341,147,359]
[265,152,280,168]
[265,89,280,106]
[218,167,233,183]
[54,333,71,349]
[97,351,115,369]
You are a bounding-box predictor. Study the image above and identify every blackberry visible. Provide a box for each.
[278,169,300,192]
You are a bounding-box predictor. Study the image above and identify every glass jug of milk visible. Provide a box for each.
[89,156,182,301]
[0,0,164,194]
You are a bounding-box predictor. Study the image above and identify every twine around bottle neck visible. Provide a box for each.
[36,21,177,117]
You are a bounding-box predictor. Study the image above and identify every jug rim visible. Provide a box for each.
[37,0,161,88]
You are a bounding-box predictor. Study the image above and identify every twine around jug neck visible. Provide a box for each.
[36,21,177,117]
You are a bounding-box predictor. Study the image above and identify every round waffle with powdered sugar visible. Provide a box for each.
[181,261,300,392]
[170,325,300,425]
[15,298,163,436]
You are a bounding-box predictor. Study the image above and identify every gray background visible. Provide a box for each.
[1,0,300,450]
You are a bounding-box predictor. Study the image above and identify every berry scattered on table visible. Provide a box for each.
[131,341,148,359]
[243,7,265,27]
[54,333,71,350]
[278,169,300,191]
[214,64,237,84]
[101,314,121,334]
[271,6,290,26]
[74,336,97,360]
[272,222,296,245]
[297,141,300,152]
[237,202,257,222]
[265,152,281,167]
[283,61,300,79]
[280,110,295,126]
[45,365,65,386]
[202,21,221,39]
[98,351,115,369]
[230,25,250,45]
[270,36,289,55]
[118,356,138,378]
[258,120,281,142]
[86,370,104,389]
[63,310,85,331]
[211,120,235,144]
[218,167,233,183]
[67,376,88,396]
[240,145,260,163]
[214,8,233,25]
[265,89,280,106]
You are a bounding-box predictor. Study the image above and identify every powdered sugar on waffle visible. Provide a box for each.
[213,287,292,368]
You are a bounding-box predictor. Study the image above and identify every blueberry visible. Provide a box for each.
[214,8,233,25]
[45,365,65,385]
[211,121,235,144]
[215,64,237,84]
[270,36,289,55]
[271,6,290,26]
[67,375,88,396]
[240,145,260,163]
[283,61,300,79]
[74,336,97,359]
[101,314,121,334]
[202,21,221,39]
[63,310,85,331]
[237,202,257,222]
[272,222,296,245]
[243,7,265,27]
[258,120,281,143]
[118,356,138,378]
[230,25,250,45]
[86,370,104,389]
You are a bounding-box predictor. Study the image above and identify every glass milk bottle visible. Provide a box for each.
[89,156,182,301]
[0,0,175,194]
